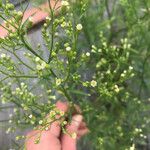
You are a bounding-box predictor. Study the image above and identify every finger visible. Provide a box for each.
[78,121,87,129]
[48,101,69,137]
[77,128,89,137]
[27,101,68,140]
[61,115,83,150]
[26,101,68,149]
[26,129,61,150]
[56,101,68,112]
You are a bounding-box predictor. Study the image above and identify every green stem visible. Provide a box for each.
[49,69,72,102]
[48,0,55,63]
[105,0,114,44]
[13,51,35,71]
[0,15,18,30]
[9,75,38,78]
[60,86,72,102]
[0,119,10,122]
[0,24,11,33]
[0,76,9,82]
[0,70,37,78]
[0,105,14,109]
[20,35,45,62]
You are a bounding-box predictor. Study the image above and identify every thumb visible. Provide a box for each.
[61,115,83,150]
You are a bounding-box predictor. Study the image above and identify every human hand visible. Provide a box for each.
[26,101,89,150]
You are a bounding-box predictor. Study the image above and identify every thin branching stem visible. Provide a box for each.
[48,0,55,63]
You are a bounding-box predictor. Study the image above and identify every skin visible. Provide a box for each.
[26,101,89,150]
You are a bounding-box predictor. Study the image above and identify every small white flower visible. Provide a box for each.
[17,11,23,17]
[71,132,77,139]
[44,23,48,28]
[121,73,125,77]
[16,136,20,141]
[21,82,25,87]
[114,85,120,93]
[49,110,56,117]
[13,108,17,113]
[27,53,31,56]
[76,24,83,31]
[15,87,20,92]
[9,120,12,123]
[61,1,69,6]
[1,53,6,58]
[140,134,144,137]
[86,52,90,56]
[129,144,135,150]
[2,100,6,104]
[124,38,128,43]
[135,128,142,132]
[141,8,147,12]
[55,32,59,36]
[31,121,35,125]
[49,95,56,100]
[66,46,71,51]
[129,66,133,70]
[9,114,13,118]
[8,82,12,86]
[56,78,62,86]
[106,70,111,74]
[35,57,40,62]
[102,42,107,47]
[45,127,49,131]
[127,44,131,49]
[39,120,43,125]
[29,114,33,119]
[98,49,102,53]
[41,61,47,69]
[36,61,47,70]
[61,22,67,28]
[28,17,33,23]
[36,65,42,70]
[46,16,51,21]
[6,128,11,134]
[47,89,52,93]
[92,45,96,49]
[90,80,97,87]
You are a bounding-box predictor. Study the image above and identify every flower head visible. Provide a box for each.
[61,1,69,6]
[66,46,71,51]
[86,52,90,57]
[129,144,135,150]
[1,53,6,58]
[35,57,40,62]
[39,120,43,125]
[17,11,23,17]
[71,132,77,139]
[29,114,33,119]
[90,80,97,87]
[76,24,83,31]
[36,61,47,70]
[56,78,62,86]
[114,85,120,93]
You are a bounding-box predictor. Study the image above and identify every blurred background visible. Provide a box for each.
[0,0,150,149]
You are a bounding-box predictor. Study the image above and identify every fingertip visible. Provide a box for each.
[56,101,68,112]
[66,115,83,134]
[78,128,90,137]
[72,115,83,127]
